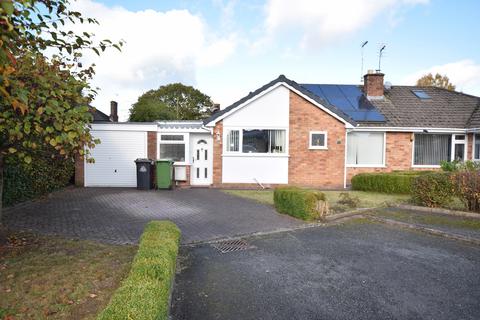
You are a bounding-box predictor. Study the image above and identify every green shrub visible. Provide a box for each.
[412,172,455,208]
[2,154,74,206]
[274,187,326,221]
[97,221,181,320]
[452,170,480,212]
[351,171,431,194]
[441,160,480,172]
[337,192,360,208]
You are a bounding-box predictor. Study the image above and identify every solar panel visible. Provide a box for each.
[412,90,431,99]
[301,84,385,122]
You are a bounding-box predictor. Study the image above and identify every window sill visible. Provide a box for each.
[309,147,328,150]
[347,165,386,168]
[411,165,441,168]
[222,153,289,158]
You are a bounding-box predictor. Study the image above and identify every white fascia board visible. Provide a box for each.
[204,82,355,127]
[157,127,210,133]
[91,123,157,131]
[351,126,467,133]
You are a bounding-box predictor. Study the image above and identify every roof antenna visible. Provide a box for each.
[360,41,368,82]
[377,44,386,73]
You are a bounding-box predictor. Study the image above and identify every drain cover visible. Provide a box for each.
[211,239,253,253]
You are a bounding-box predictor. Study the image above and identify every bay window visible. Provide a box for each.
[159,134,186,162]
[224,129,286,154]
[347,132,385,166]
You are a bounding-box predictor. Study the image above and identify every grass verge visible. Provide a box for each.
[97,221,180,320]
[223,189,411,212]
[0,230,136,319]
[372,209,480,231]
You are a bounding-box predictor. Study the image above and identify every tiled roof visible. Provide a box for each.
[366,86,480,128]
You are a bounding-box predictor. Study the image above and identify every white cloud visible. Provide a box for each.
[68,0,236,120]
[262,0,429,49]
[402,60,480,96]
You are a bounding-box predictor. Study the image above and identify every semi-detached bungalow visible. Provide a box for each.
[75,71,480,189]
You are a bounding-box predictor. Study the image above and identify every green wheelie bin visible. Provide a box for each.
[155,160,174,189]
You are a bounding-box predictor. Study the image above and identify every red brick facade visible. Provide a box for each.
[212,122,223,187]
[364,72,384,97]
[288,91,346,188]
[147,131,157,160]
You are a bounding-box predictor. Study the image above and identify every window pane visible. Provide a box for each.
[311,133,325,147]
[159,144,185,162]
[161,134,183,141]
[347,132,384,165]
[414,134,451,165]
[270,130,285,153]
[242,129,286,153]
[226,130,239,152]
[475,134,480,159]
[454,143,465,161]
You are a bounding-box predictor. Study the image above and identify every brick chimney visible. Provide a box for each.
[363,70,384,99]
[110,101,118,122]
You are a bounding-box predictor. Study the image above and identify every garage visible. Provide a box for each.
[84,125,150,187]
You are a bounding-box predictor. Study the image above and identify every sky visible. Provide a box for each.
[68,0,480,120]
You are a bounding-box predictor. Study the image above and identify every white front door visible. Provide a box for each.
[191,138,212,186]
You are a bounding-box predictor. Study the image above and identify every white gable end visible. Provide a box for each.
[223,85,289,128]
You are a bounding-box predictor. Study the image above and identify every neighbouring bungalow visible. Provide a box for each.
[75,71,480,189]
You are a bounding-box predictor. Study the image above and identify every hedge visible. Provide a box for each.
[97,221,181,320]
[412,172,455,208]
[351,171,431,194]
[2,154,74,206]
[274,187,326,221]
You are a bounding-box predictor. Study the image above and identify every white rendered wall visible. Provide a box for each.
[222,155,289,184]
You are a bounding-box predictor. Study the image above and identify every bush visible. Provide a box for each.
[97,221,181,320]
[452,170,480,212]
[351,171,431,194]
[412,172,455,208]
[274,187,327,221]
[337,192,360,208]
[441,160,480,172]
[2,154,74,206]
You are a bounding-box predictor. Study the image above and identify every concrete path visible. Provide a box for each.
[3,187,303,244]
[172,220,480,320]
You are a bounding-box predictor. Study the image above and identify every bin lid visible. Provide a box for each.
[156,159,174,163]
[134,158,154,164]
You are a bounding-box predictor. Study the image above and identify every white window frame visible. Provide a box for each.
[473,133,480,161]
[346,131,386,168]
[309,131,328,150]
[411,133,467,168]
[223,127,289,156]
[157,133,189,165]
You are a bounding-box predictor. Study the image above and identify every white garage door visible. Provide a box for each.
[85,130,147,187]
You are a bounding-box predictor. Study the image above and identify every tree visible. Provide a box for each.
[129,83,215,121]
[416,73,456,91]
[0,0,122,224]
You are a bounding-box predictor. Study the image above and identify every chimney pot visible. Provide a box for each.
[363,72,385,99]
[110,101,118,122]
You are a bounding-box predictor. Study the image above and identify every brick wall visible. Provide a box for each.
[467,133,474,160]
[288,91,346,188]
[74,154,84,186]
[147,131,157,160]
[212,122,223,186]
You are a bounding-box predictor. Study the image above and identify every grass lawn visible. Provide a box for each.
[371,209,480,231]
[0,230,136,319]
[222,189,411,212]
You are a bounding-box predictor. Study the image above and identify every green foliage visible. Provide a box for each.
[337,192,360,208]
[451,170,480,212]
[441,160,480,172]
[412,173,455,208]
[416,73,456,91]
[351,171,431,194]
[129,83,215,121]
[273,187,326,221]
[97,221,181,320]
[1,0,122,163]
[3,152,74,206]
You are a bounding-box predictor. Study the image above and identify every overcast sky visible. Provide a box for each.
[70,0,480,120]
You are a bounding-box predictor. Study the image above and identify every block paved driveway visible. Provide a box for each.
[3,187,303,244]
